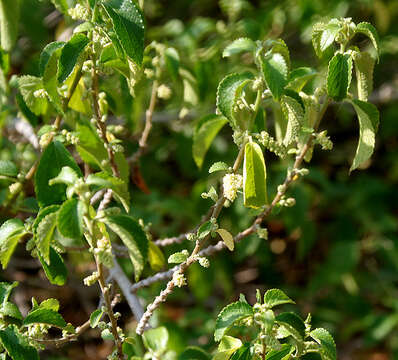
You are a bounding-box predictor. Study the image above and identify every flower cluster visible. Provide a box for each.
[257,131,287,158]
[223,174,243,202]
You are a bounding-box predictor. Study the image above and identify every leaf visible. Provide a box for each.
[223,38,256,57]
[243,141,267,209]
[355,22,380,59]
[102,0,145,66]
[349,99,379,172]
[168,251,188,264]
[0,325,39,360]
[50,0,68,15]
[192,115,228,169]
[164,47,180,81]
[58,33,90,83]
[49,166,80,186]
[230,344,251,360]
[32,205,60,236]
[57,198,84,240]
[209,162,229,173]
[148,242,165,271]
[0,160,17,177]
[178,346,210,360]
[15,92,38,126]
[218,336,242,352]
[35,141,82,207]
[0,219,26,269]
[312,22,326,58]
[281,95,304,146]
[217,229,234,251]
[90,309,104,328]
[275,312,306,340]
[18,75,48,116]
[36,212,57,264]
[214,301,253,341]
[310,328,337,360]
[40,41,65,76]
[261,52,288,101]
[103,215,148,280]
[287,67,317,92]
[1,302,22,320]
[142,326,168,352]
[38,247,67,286]
[264,289,295,308]
[23,308,66,328]
[216,72,254,128]
[0,282,18,305]
[265,344,294,360]
[197,220,213,239]
[353,51,375,101]
[327,53,352,101]
[35,298,60,312]
[0,0,20,51]
[319,22,340,52]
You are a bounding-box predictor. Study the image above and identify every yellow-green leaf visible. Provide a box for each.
[216,229,234,251]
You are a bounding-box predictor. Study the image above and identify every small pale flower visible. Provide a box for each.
[223,174,243,202]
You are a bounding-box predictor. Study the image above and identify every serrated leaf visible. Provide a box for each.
[36,212,57,264]
[35,141,82,207]
[18,75,48,116]
[216,72,254,128]
[23,308,66,328]
[223,38,256,57]
[353,51,375,101]
[261,52,288,101]
[243,141,267,209]
[1,302,22,320]
[103,0,145,66]
[0,160,17,177]
[58,33,90,83]
[264,289,295,308]
[40,41,65,76]
[49,166,80,186]
[214,301,253,341]
[90,309,104,328]
[103,215,148,280]
[265,344,294,360]
[38,247,67,286]
[168,251,188,264]
[142,326,168,352]
[32,205,60,236]
[0,325,39,360]
[209,162,229,173]
[327,53,352,101]
[57,198,84,240]
[310,328,336,360]
[281,95,304,146]
[0,219,26,269]
[35,298,60,312]
[320,22,340,52]
[0,282,18,305]
[148,242,165,271]
[275,312,306,340]
[193,115,228,169]
[312,22,326,58]
[217,229,234,251]
[178,346,210,360]
[0,0,20,51]
[355,22,380,59]
[349,99,379,172]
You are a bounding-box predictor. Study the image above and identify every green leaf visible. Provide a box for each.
[23,308,66,328]
[353,51,375,101]
[34,298,60,312]
[312,22,326,58]
[90,309,104,328]
[58,33,90,83]
[0,160,17,177]
[18,75,48,116]
[1,302,22,320]
[192,114,228,169]
[275,312,306,340]
[355,22,380,59]
[209,162,229,173]
[164,47,180,81]
[216,72,254,128]
[216,229,234,251]
[0,325,39,360]
[40,41,65,76]
[32,205,60,236]
[265,344,294,360]
[264,289,295,308]
[0,0,20,51]
[148,242,165,271]
[327,53,352,101]
[57,198,84,240]
[178,346,210,360]
[223,38,256,57]
[261,52,288,101]
[0,219,26,269]
[49,166,80,186]
[168,251,188,264]
[102,0,145,66]
[299,354,322,360]
[38,247,68,286]
[0,282,18,305]
[287,67,317,92]
[310,328,337,360]
[15,93,38,126]
[243,141,267,209]
[36,212,57,264]
[50,0,68,15]
[35,141,82,207]
[197,220,213,239]
[349,99,379,172]
[142,326,168,352]
[281,95,304,146]
[218,336,242,352]
[230,344,251,360]
[319,22,340,52]
[214,301,253,341]
[103,215,148,280]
